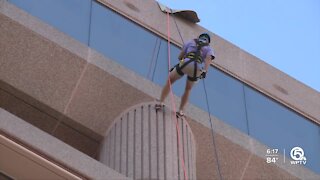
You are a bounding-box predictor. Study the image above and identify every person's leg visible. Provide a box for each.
[179,79,195,112]
[159,69,182,103]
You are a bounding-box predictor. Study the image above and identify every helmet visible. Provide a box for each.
[198,33,211,43]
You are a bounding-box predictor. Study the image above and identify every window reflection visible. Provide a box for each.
[9,0,91,44]
[245,86,320,174]
[90,1,180,82]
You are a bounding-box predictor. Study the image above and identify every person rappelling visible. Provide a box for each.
[155,33,215,117]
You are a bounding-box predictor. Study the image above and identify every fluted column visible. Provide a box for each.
[99,102,196,180]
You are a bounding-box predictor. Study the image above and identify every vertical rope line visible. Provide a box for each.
[202,80,223,180]
[151,40,162,82]
[87,0,93,46]
[173,14,185,44]
[166,11,188,180]
[242,85,251,135]
[147,38,159,80]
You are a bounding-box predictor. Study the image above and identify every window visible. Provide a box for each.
[245,86,320,173]
[9,0,91,44]
[188,68,249,133]
[90,2,181,85]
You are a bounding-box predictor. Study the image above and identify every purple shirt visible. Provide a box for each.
[182,40,215,61]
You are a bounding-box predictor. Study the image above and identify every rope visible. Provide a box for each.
[147,38,159,80]
[173,11,223,180]
[151,40,161,82]
[166,11,188,180]
[202,80,223,180]
[173,14,185,44]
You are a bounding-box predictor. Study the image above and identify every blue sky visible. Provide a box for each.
[158,0,320,92]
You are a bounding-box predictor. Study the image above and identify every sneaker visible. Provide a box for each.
[176,111,185,118]
[155,102,164,111]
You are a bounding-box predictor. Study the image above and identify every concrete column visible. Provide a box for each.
[99,102,196,180]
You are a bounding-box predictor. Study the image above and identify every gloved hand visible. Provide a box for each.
[199,70,207,79]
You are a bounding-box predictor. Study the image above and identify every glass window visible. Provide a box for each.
[8,0,91,44]
[90,1,181,89]
[153,39,182,90]
[187,68,249,133]
[90,1,158,77]
[245,86,320,174]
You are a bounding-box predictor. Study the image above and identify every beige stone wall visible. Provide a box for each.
[0,134,82,180]
[0,108,129,180]
[0,11,152,158]
[187,118,299,180]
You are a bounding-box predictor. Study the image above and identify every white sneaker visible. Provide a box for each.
[176,111,185,118]
[155,102,164,111]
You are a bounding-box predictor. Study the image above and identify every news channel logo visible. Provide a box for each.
[265,146,307,165]
[290,146,307,165]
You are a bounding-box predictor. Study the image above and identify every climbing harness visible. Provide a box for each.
[172,39,209,82]
[185,39,209,63]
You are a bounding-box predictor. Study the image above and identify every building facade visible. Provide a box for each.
[0,0,319,179]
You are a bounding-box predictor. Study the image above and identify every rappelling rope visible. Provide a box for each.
[202,79,223,180]
[147,38,162,82]
[166,11,189,180]
[147,38,159,80]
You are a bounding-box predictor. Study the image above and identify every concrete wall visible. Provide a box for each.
[0,134,82,180]
[0,1,152,158]
[0,108,129,180]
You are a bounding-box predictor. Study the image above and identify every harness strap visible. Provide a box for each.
[188,61,198,81]
[175,63,184,76]
[172,39,209,81]
[175,58,194,76]
[186,53,202,63]
[174,59,199,82]
[185,39,209,63]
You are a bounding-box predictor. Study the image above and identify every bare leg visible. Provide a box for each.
[179,79,195,112]
[159,69,182,103]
